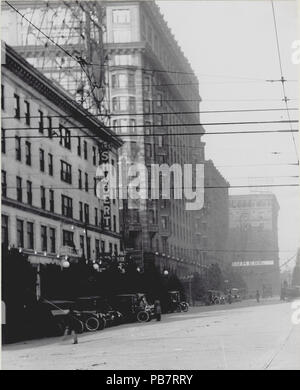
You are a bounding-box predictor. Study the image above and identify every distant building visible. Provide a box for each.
[1,43,122,298]
[194,160,229,269]
[228,194,280,295]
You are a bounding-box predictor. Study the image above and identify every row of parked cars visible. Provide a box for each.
[203,288,242,305]
[40,294,152,335]
[41,292,188,336]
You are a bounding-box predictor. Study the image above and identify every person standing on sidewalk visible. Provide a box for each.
[256,290,260,303]
[154,300,162,321]
[63,308,78,344]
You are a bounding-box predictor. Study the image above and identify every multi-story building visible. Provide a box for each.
[194,160,229,270]
[1,1,205,277]
[104,1,205,276]
[1,43,122,297]
[227,194,280,295]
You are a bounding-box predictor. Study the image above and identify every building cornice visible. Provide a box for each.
[2,43,123,149]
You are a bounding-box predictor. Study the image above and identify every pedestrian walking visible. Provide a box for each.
[63,308,78,344]
[256,290,260,303]
[154,299,162,321]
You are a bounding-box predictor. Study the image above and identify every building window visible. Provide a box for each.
[17,219,24,247]
[25,141,31,165]
[1,84,4,111]
[101,240,105,253]
[1,128,5,154]
[77,136,81,156]
[144,100,151,113]
[87,237,91,260]
[114,54,134,66]
[129,119,136,134]
[16,176,22,202]
[63,230,74,247]
[83,141,88,160]
[79,201,83,222]
[80,235,85,257]
[112,9,130,24]
[60,160,72,184]
[161,216,168,230]
[27,180,32,205]
[156,114,163,126]
[144,121,151,135]
[64,129,71,149]
[47,116,53,138]
[158,135,163,147]
[38,110,44,133]
[49,189,54,212]
[85,173,89,192]
[49,228,56,253]
[40,186,46,210]
[78,169,82,189]
[61,195,73,218]
[2,214,9,248]
[94,178,97,196]
[114,244,118,255]
[27,222,34,250]
[112,97,118,111]
[95,208,98,226]
[145,144,152,158]
[113,30,131,43]
[95,239,100,259]
[24,100,30,125]
[112,96,135,112]
[120,96,127,111]
[39,148,45,172]
[92,146,97,166]
[59,124,71,149]
[129,97,135,112]
[156,93,163,107]
[84,203,89,224]
[14,94,20,119]
[15,136,21,161]
[113,215,117,232]
[109,243,113,254]
[144,76,151,92]
[2,170,7,197]
[48,153,53,176]
[41,225,47,251]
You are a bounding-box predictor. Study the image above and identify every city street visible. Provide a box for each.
[2,299,299,370]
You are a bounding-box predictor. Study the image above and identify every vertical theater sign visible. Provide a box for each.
[97,142,113,231]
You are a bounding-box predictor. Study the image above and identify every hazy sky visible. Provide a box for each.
[157,0,299,269]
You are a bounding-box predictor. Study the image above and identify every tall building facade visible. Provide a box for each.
[194,160,229,269]
[1,1,205,277]
[104,1,205,276]
[1,43,122,296]
[228,194,280,295]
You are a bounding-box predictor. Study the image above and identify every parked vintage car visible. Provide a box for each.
[165,291,189,313]
[75,296,123,331]
[40,299,84,335]
[230,288,242,302]
[110,293,154,323]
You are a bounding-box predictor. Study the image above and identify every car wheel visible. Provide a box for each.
[85,316,100,332]
[137,311,150,323]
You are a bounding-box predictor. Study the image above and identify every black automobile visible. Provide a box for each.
[75,296,122,332]
[111,293,154,323]
[39,300,84,336]
[165,291,189,313]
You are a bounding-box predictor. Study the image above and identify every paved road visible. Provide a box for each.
[2,298,299,370]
